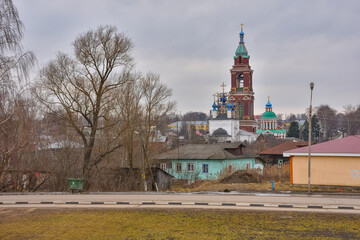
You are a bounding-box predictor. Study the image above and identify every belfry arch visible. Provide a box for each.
[236,73,244,91]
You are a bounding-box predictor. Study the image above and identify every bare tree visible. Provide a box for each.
[117,75,143,189]
[182,111,208,121]
[32,113,83,191]
[315,105,338,141]
[0,0,36,86]
[0,0,37,191]
[140,72,175,153]
[138,72,175,188]
[341,105,360,136]
[287,113,296,122]
[34,26,133,188]
[0,95,37,191]
[0,0,36,130]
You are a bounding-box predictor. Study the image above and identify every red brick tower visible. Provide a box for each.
[229,24,257,133]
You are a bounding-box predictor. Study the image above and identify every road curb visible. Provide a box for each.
[0,201,358,210]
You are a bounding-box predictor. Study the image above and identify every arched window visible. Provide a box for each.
[236,74,244,91]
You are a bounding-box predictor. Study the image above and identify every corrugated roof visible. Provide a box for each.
[156,143,249,160]
[284,135,360,156]
[260,141,308,155]
[255,133,279,147]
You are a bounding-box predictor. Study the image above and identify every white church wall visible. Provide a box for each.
[209,119,239,137]
[209,119,258,142]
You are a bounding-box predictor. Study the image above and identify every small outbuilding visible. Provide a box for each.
[260,140,307,166]
[283,135,360,186]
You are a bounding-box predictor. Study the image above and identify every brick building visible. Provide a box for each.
[228,24,257,133]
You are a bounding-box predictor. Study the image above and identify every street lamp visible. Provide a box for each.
[308,82,314,193]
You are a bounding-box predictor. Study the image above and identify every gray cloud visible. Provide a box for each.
[15,0,360,116]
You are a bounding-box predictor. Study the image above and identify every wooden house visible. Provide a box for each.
[156,143,257,181]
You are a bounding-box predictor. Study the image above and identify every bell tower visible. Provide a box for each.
[229,24,257,133]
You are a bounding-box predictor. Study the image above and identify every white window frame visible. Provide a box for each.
[187,163,194,172]
[160,163,167,171]
[176,163,182,172]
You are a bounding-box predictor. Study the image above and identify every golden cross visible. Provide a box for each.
[212,93,217,102]
[267,96,270,101]
[241,23,244,31]
[221,82,226,93]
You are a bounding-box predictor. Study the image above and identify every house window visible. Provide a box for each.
[278,159,283,168]
[202,164,209,173]
[187,163,194,172]
[176,163,182,172]
[160,163,166,171]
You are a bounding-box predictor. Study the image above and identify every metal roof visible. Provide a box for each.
[156,143,251,160]
[261,111,277,119]
[260,141,308,155]
[284,135,360,157]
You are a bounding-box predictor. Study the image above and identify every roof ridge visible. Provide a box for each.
[284,135,360,155]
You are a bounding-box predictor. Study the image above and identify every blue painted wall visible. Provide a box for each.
[166,158,255,180]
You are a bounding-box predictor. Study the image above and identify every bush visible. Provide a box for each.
[261,163,290,183]
[219,164,290,184]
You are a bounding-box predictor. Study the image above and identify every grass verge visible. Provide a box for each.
[0,208,359,239]
[171,180,360,193]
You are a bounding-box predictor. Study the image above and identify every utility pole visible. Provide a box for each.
[308,82,314,193]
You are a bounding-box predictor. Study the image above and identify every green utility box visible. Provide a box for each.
[68,178,83,191]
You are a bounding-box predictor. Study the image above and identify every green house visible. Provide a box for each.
[157,143,257,181]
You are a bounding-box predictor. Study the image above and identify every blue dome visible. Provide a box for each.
[239,29,245,43]
[226,102,232,110]
[266,100,272,108]
[212,102,218,110]
[220,93,227,105]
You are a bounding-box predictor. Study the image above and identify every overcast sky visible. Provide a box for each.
[15,0,360,117]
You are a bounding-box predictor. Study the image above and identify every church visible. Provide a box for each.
[256,97,286,138]
[209,25,285,141]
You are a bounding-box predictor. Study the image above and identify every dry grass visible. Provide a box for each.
[1,208,360,239]
[183,181,360,193]
[261,163,290,182]
[171,164,360,193]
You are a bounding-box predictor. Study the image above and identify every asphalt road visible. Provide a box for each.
[1,192,360,214]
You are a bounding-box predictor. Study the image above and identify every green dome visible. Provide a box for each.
[261,111,277,119]
[234,43,249,59]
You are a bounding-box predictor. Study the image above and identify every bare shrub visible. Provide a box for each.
[219,164,290,184]
[254,163,290,183]
[217,165,234,180]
